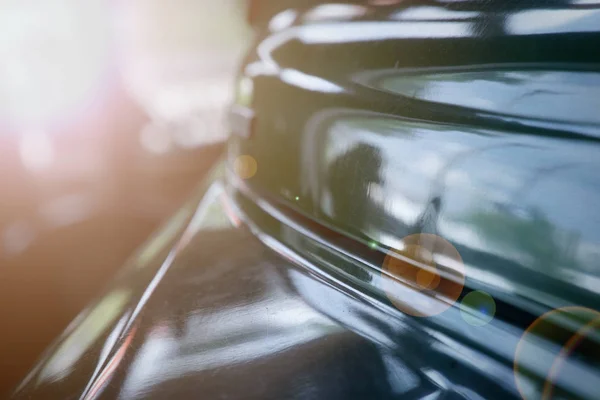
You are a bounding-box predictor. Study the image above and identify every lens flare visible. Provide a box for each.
[460,291,496,327]
[382,234,465,317]
[514,306,600,400]
[233,155,258,179]
[0,1,113,127]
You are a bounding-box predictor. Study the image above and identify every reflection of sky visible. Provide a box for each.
[445,140,600,244]
[298,21,469,43]
[508,8,600,35]
[391,6,479,21]
[331,114,600,242]
[321,111,600,292]
[379,70,600,126]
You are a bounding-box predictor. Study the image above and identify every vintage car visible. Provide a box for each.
[12,1,600,399]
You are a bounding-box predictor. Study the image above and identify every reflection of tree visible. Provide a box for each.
[473,162,581,275]
[467,206,579,275]
[412,143,522,240]
[328,143,383,230]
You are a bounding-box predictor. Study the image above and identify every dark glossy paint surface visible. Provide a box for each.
[14,1,600,399]
[230,0,600,398]
[232,0,600,309]
[13,175,529,400]
[12,177,441,400]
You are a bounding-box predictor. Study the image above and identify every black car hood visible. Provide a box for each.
[12,173,509,400]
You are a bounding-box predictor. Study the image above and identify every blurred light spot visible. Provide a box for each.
[515,306,600,400]
[140,122,172,154]
[233,155,257,179]
[460,291,496,327]
[2,221,35,257]
[19,130,54,172]
[39,193,95,228]
[382,234,465,317]
[368,240,378,249]
[295,196,300,201]
[416,266,440,290]
[0,1,113,126]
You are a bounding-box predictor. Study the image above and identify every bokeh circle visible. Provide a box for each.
[514,306,600,400]
[233,155,258,179]
[460,290,496,327]
[382,234,465,317]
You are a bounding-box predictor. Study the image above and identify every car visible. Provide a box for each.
[12,1,600,399]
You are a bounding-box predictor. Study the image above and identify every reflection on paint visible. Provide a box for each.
[38,289,131,383]
[280,69,344,93]
[134,206,193,268]
[269,9,298,32]
[303,4,366,22]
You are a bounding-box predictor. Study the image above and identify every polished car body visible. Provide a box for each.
[13,1,600,399]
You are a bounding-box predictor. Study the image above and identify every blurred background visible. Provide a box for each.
[0,0,250,395]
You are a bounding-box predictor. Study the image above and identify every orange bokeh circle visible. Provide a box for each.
[381,234,465,317]
[514,306,600,400]
[233,155,258,179]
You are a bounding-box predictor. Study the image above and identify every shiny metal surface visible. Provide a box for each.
[13,1,600,399]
